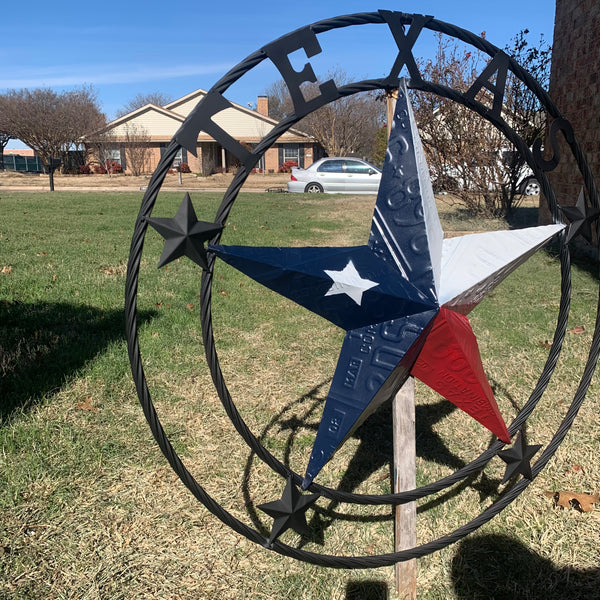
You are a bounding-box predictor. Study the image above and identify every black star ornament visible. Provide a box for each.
[146,193,223,270]
[498,432,542,483]
[258,477,320,546]
[560,187,600,244]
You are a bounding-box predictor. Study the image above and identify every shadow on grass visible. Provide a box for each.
[345,580,389,599]
[451,533,600,599]
[505,203,539,229]
[0,300,154,425]
[242,385,471,545]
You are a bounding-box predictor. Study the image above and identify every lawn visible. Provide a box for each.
[1,191,599,599]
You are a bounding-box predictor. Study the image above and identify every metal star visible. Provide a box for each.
[498,432,542,483]
[560,187,600,244]
[210,80,564,488]
[258,477,320,546]
[146,192,223,269]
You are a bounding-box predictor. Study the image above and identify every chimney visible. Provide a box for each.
[256,95,269,117]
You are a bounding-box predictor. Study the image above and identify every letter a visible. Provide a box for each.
[465,51,510,119]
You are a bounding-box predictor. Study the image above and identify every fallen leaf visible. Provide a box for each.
[569,325,585,334]
[155,301,163,308]
[77,397,99,413]
[545,490,599,512]
[538,340,552,349]
[52,274,57,282]
[220,290,228,297]
[186,303,194,310]
[1,266,12,275]
[566,464,585,475]
[36,251,47,257]
[99,265,126,276]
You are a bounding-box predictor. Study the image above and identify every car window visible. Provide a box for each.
[317,160,344,173]
[344,160,371,174]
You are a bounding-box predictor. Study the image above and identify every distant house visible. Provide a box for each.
[89,90,322,175]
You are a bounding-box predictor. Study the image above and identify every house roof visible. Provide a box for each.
[96,89,313,144]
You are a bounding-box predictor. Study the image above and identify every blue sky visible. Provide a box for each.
[2,1,555,149]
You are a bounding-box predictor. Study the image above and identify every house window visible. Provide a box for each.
[283,145,300,163]
[105,148,122,165]
[279,144,304,168]
[160,144,188,167]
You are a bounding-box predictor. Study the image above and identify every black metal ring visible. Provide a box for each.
[125,11,600,566]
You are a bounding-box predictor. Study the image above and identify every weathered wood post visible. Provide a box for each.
[387,87,418,599]
[393,377,417,599]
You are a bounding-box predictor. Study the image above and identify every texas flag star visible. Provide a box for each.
[324,260,379,305]
[210,80,565,489]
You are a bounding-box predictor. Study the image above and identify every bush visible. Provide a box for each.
[79,164,92,175]
[179,162,191,173]
[109,160,123,174]
[278,160,298,173]
[92,160,123,175]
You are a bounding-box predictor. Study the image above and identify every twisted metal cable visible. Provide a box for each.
[125,12,600,567]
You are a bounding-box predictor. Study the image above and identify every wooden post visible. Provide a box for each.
[393,376,417,599]
[387,87,417,598]
[387,89,399,139]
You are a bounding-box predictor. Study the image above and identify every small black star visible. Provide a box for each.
[258,477,319,546]
[560,187,600,244]
[498,432,542,483]
[146,193,223,270]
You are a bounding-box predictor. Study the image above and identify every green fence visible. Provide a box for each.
[3,154,43,172]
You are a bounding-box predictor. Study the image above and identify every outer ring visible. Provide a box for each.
[125,12,600,566]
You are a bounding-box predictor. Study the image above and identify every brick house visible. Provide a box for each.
[540,0,600,229]
[89,90,321,175]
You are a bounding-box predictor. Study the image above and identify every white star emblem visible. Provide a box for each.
[324,260,379,305]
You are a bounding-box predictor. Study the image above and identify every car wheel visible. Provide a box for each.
[305,182,323,193]
[521,178,541,196]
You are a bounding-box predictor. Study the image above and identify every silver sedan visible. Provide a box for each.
[287,157,382,194]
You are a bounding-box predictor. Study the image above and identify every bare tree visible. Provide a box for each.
[414,31,551,216]
[116,92,172,118]
[501,30,552,205]
[0,94,14,171]
[123,123,152,176]
[1,87,105,190]
[262,79,293,121]
[0,133,10,171]
[264,69,385,160]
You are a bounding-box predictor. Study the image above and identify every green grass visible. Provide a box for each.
[1,191,599,599]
